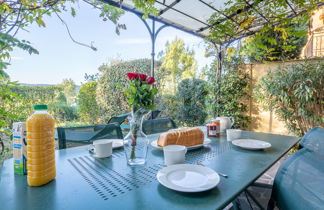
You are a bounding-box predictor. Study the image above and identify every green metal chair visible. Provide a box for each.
[142,118,177,135]
[147,110,161,120]
[108,112,131,125]
[268,127,324,210]
[56,123,123,149]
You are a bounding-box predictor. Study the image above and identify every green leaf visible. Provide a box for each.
[36,16,46,27]
[71,7,76,17]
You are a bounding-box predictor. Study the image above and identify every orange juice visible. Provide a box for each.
[26,104,56,186]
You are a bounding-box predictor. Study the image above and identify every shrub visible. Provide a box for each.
[0,76,20,136]
[256,60,324,136]
[207,61,251,129]
[176,78,208,126]
[156,94,180,123]
[96,59,163,122]
[77,81,102,123]
[9,85,63,119]
[48,102,78,124]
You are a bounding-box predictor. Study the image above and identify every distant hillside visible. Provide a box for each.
[19,83,55,87]
[19,83,81,90]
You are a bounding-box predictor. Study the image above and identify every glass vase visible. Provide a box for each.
[124,109,149,166]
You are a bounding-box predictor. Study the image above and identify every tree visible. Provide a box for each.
[176,78,208,126]
[0,76,19,136]
[84,73,99,82]
[206,55,251,129]
[160,38,197,94]
[59,79,77,105]
[78,81,101,123]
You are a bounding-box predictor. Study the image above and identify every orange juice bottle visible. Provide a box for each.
[26,104,56,186]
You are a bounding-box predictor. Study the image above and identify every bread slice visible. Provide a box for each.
[157,127,204,147]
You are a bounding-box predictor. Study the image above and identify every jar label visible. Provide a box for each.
[209,130,217,135]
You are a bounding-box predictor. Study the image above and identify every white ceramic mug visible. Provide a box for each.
[215,117,235,134]
[92,139,113,158]
[226,129,242,141]
[163,145,187,166]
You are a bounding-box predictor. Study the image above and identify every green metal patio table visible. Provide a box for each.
[0,128,299,210]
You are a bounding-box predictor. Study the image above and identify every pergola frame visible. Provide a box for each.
[100,0,324,77]
[100,0,206,78]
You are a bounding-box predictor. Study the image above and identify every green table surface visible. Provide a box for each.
[0,128,299,210]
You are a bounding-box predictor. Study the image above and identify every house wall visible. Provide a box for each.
[302,6,324,57]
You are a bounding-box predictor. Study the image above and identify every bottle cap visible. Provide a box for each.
[34,104,48,110]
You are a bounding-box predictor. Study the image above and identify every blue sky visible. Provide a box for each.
[7,1,212,85]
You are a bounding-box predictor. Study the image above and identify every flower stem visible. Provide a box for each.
[130,134,137,160]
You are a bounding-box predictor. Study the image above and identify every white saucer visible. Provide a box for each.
[157,164,220,192]
[92,154,111,158]
[232,139,271,150]
[88,139,124,154]
[151,139,212,151]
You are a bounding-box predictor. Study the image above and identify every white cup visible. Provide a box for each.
[92,139,113,158]
[226,129,242,141]
[163,145,187,166]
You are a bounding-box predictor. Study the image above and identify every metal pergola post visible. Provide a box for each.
[136,15,169,77]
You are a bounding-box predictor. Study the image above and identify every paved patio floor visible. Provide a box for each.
[232,156,287,210]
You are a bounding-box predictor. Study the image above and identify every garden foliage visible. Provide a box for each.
[0,76,19,136]
[207,58,251,129]
[160,38,197,94]
[59,79,77,105]
[10,86,61,116]
[256,60,324,136]
[48,102,78,123]
[78,81,101,123]
[156,94,180,123]
[96,59,163,122]
[8,85,78,124]
[176,79,208,126]
[243,21,307,62]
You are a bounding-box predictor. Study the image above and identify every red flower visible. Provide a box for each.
[126,72,138,80]
[127,72,148,81]
[147,77,155,84]
[138,73,148,81]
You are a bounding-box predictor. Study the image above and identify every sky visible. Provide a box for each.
[7,1,213,86]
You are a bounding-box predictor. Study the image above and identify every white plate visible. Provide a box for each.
[231,139,271,150]
[157,164,220,192]
[150,139,212,151]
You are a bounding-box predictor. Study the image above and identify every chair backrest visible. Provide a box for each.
[299,127,324,155]
[108,112,130,125]
[269,127,324,209]
[142,118,177,135]
[57,123,123,149]
[0,138,4,155]
[147,110,161,120]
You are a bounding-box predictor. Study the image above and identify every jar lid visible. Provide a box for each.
[34,104,48,110]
